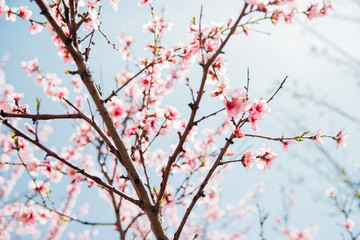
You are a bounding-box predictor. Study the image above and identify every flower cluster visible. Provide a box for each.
[241,145,278,171]
[21,59,69,101]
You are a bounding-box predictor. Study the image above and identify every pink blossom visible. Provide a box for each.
[247,99,270,131]
[284,226,318,240]
[28,24,43,35]
[28,180,49,195]
[245,0,265,6]
[233,127,245,138]
[6,7,17,22]
[71,77,83,93]
[336,130,347,149]
[20,58,39,76]
[138,0,152,5]
[315,128,324,146]
[143,16,172,37]
[109,0,121,11]
[84,7,100,31]
[248,112,260,131]
[118,34,134,45]
[14,205,36,225]
[282,140,295,152]
[343,218,355,232]
[18,6,32,20]
[241,151,255,171]
[284,9,296,24]
[254,181,266,193]
[0,153,10,171]
[250,99,270,117]
[87,0,100,7]
[224,88,251,119]
[25,122,36,134]
[11,92,24,102]
[57,46,74,63]
[16,136,27,150]
[325,188,336,197]
[164,105,179,120]
[256,145,278,171]
[0,0,9,18]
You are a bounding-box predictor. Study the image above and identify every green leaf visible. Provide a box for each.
[295,136,303,142]
[303,131,310,135]
[36,98,41,113]
[354,190,360,198]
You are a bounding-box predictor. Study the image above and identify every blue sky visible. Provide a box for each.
[1,0,360,239]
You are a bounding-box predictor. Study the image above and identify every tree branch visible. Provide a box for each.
[1,111,81,120]
[33,1,168,238]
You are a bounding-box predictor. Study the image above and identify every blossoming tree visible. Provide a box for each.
[0,0,349,239]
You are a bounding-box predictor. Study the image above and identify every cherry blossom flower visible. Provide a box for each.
[283,225,318,240]
[247,99,270,131]
[315,128,324,146]
[109,0,121,11]
[164,105,179,121]
[28,180,50,195]
[20,58,39,76]
[138,0,152,6]
[343,218,355,232]
[241,151,255,171]
[335,130,347,149]
[282,140,295,152]
[143,16,172,37]
[325,188,336,198]
[28,23,43,35]
[245,0,265,5]
[82,7,100,31]
[25,122,36,134]
[18,6,32,20]
[256,145,278,171]
[233,127,245,138]
[14,205,36,225]
[248,112,260,131]
[0,0,9,18]
[6,7,17,22]
[224,88,251,119]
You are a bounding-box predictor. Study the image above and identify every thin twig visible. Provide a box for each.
[257,204,267,240]
[103,62,155,103]
[30,196,115,226]
[267,76,288,103]
[194,108,225,125]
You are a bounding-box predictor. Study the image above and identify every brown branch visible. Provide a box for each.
[34,1,168,238]
[174,132,236,239]
[1,112,81,120]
